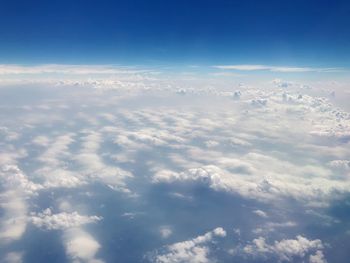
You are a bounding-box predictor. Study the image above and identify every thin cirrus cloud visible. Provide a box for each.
[213,64,343,73]
[0,64,151,75]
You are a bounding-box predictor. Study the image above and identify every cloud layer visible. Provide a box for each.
[0,70,349,262]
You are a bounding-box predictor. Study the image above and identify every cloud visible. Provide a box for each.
[114,128,186,149]
[75,132,133,193]
[34,133,87,188]
[253,210,268,218]
[0,193,27,244]
[152,157,347,206]
[37,134,75,166]
[147,88,350,206]
[0,149,27,167]
[31,135,50,147]
[211,72,244,77]
[1,71,349,261]
[0,165,40,244]
[32,131,133,192]
[212,227,227,237]
[0,64,151,75]
[168,192,194,201]
[0,165,42,195]
[63,228,104,263]
[151,227,226,263]
[273,78,293,88]
[38,168,86,189]
[29,208,102,230]
[309,250,327,263]
[327,160,350,170]
[253,221,297,234]
[2,252,23,263]
[121,211,145,219]
[213,64,341,73]
[214,65,270,71]
[241,235,325,262]
[160,226,173,239]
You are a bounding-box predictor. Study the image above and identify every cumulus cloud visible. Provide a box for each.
[31,131,133,192]
[0,165,40,244]
[273,78,293,88]
[309,250,327,263]
[1,69,349,262]
[148,89,350,206]
[159,226,173,239]
[29,208,102,230]
[151,227,226,263]
[0,165,42,195]
[63,228,104,263]
[152,157,348,206]
[0,193,27,244]
[241,235,325,262]
[327,160,350,170]
[39,168,86,188]
[253,210,268,218]
[75,132,133,193]
[37,133,75,166]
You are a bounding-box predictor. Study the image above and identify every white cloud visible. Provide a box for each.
[309,250,327,263]
[75,132,133,193]
[0,165,40,244]
[152,158,347,206]
[242,235,324,262]
[32,135,50,147]
[39,168,86,188]
[253,221,297,234]
[168,192,193,201]
[33,133,88,189]
[253,210,268,218]
[0,165,42,195]
[214,65,271,71]
[213,227,227,237]
[3,252,23,263]
[1,70,349,262]
[0,193,27,244]
[29,208,102,230]
[160,226,173,239]
[63,228,104,263]
[273,78,293,88]
[327,160,350,170]
[204,140,219,148]
[213,64,341,73]
[151,227,226,263]
[0,150,27,166]
[37,134,75,166]
[0,64,150,75]
[32,131,133,192]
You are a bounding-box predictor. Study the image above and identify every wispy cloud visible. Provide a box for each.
[0,64,152,75]
[213,64,343,73]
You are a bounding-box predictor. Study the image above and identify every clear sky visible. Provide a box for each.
[1,0,350,67]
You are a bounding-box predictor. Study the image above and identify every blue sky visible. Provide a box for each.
[1,0,350,67]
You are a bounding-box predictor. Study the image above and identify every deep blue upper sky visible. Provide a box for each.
[0,0,349,66]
